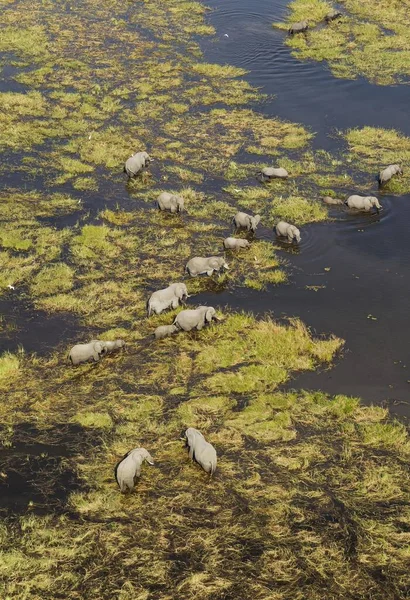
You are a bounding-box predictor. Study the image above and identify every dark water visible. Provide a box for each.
[196,0,410,416]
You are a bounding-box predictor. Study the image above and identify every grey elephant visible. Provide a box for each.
[233,211,261,233]
[184,427,217,475]
[124,151,153,178]
[322,196,344,205]
[91,339,125,354]
[115,448,154,493]
[325,9,342,22]
[257,166,288,182]
[174,306,219,332]
[223,237,250,250]
[185,256,229,277]
[379,164,402,186]
[275,221,301,243]
[157,192,184,213]
[345,195,381,212]
[68,340,106,365]
[147,283,189,316]
[289,21,308,34]
[154,324,178,339]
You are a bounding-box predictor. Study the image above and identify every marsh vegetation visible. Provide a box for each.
[1,0,410,599]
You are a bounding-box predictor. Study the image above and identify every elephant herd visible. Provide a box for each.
[115,428,217,492]
[68,149,402,488]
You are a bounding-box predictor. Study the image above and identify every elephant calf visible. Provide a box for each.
[91,339,125,354]
[148,282,189,316]
[233,211,261,233]
[157,192,184,213]
[379,164,402,186]
[276,221,301,243]
[185,427,217,475]
[154,324,178,339]
[289,21,308,34]
[174,306,219,332]
[258,166,288,182]
[346,195,381,212]
[223,237,250,250]
[322,196,344,205]
[68,340,106,365]
[115,448,154,493]
[185,256,228,277]
[124,151,153,178]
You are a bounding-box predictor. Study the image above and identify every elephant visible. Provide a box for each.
[174,306,219,332]
[289,21,308,34]
[124,151,153,178]
[115,448,154,493]
[185,256,229,277]
[68,340,106,365]
[345,195,382,212]
[91,339,126,354]
[257,166,288,182]
[233,212,261,233]
[379,164,403,186]
[322,196,344,205]
[223,237,250,250]
[157,192,184,213]
[275,221,301,243]
[325,10,342,22]
[184,427,217,475]
[147,283,189,316]
[154,324,178,339]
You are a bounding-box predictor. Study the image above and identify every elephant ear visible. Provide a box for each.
[94,341,105,354]
[205,308,215,322]
[254,215,261,226]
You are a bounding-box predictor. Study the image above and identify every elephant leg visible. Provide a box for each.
[188,446,194,460]
[197,321,204,331]
[171,298,179,309]
[93,352,100,362]
[206,269,214,276]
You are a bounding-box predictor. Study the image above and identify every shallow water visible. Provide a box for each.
[195,0,410,416]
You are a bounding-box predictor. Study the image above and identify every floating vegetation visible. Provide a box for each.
[276,0,410,85]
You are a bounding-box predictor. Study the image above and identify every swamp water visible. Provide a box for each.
[0,1,409,599]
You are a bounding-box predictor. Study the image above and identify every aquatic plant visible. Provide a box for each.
[276,0,410,85]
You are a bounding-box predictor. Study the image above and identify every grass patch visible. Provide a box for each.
[30,264,74,297]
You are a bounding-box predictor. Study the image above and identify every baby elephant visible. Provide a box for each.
[289,21,308,34]
[233,211,261,233]
[147,282,189,316]
[157,192,184,213]
[258,166,288,182]
[379,164,403,186]
[185,427,217,475]
[68,340,106,365]
[345,195,381,212]
[154,324,178,339]
[92,339,125,354]
[276,221,301,243]
[115,448,154,493]
[174,306,219,332]
[185,256,229,277]
[223,237,250,250]
[124,151,153,178]
[322,196,344,205]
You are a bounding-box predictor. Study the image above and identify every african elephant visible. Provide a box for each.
[68,341,106,365]
[184,427,217,475]
[185,256,229,277]
[322,196,344,205]
[233,212,261,233]
[346,195,382,212]
[174,306,219,332]
[379,164,402,186]
[288,21,308,34]
[91,339,125,354]
[275,221,301,243]
[257,166,288,182]
[154,324,178,339]
[124,151,153,178]
[157,192,184,213]
[147,283,189,316]
[223,237,250,250]
[115,448,154,493]
[325,10,342,22]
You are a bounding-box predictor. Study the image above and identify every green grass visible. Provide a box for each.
[30,264,74,297]
[0,352,20,388]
